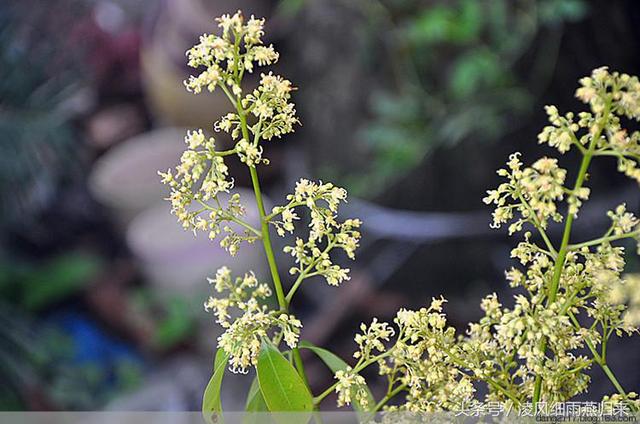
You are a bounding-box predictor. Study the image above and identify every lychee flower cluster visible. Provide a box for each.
[334,367,370,408]
[272,179,362,288]
[353,318,395,360]
[206,266,302,373]
[158,130,258,255]
[607,204,639,237]
[241,72,298,141]
[542,68,640,183]
[184,12,278,94]
[607,274,640,329]
[335,298,477,412]
[483,153,571,234]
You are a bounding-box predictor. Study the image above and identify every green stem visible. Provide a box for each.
[567,230,640,251]
[286,240,336,304]
[227,215,263,238]
[601,363,630,401]
[448,355,521,406]
[567,313,636,412]
[265,200,305,222]
[313,350,394,405]
[245,138,312,387]
[517,193,557,256]
[213,148,238,157]
[601,322,608,362]
[532,100,611,404]
[195,199,262,237]
[486,379,522,407]
[372,383,407,412]
[248,166,288,310]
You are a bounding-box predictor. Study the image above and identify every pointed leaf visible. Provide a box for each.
[246,376,268,412]
[299,340,374,412]
[202,348,228,422]
[243,377,269,424]
[256,342,313,412]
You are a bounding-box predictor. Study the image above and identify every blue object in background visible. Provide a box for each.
[47,307,144,404]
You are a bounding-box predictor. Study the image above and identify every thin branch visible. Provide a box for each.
[567,230,640,251]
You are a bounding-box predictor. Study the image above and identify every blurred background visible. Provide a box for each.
[1,0,640,411]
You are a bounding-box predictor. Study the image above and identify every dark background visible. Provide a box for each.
[1,0,639,411]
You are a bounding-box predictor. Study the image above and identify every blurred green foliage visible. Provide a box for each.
[0,1,86,224]
[281,0,588,196]
[356,0,587,194]
[0,253,102,311]
[131,289,195,350]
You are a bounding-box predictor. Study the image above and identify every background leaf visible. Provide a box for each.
[256,342,313,412]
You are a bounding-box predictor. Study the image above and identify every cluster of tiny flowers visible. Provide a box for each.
[549,67,640,183]
[334,367,370,408]
[184,11,278,94]
[163,12,372,382]
[472,66,640,401]
[273,179,362,286]
[185,11,297,167]
[205,266,302,373]
[338,298,477,412]
[168,18,640,413]
[488,68,640,235]
[159,130,258,255]
[161,12,304,253]
[607,274,640,329]
[483,153,571,233]
[608,204,639,237]
[603,393,640,410]
[353,318,395,360]
[235,138,267,166]
[241,72,298,141]
[576,67,640,119]
[388,299,476,412]
[538,105,586,154]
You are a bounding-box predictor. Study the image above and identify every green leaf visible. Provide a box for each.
[202,348,228,422]
[243,377,269,424]
[246,376,268,412]
[298,341,345,373]
[298,341,375,412]
[449,49,502,99]
[256,342,313,412]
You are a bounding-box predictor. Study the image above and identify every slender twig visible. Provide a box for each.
[265,201,305,222]
[196,199,262,237]
[286,240,336,303]
[567,230,640,251]
[517,193,557,256]
[313,350,395,405]
[372,383,407,412]
[567,312,636,412]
